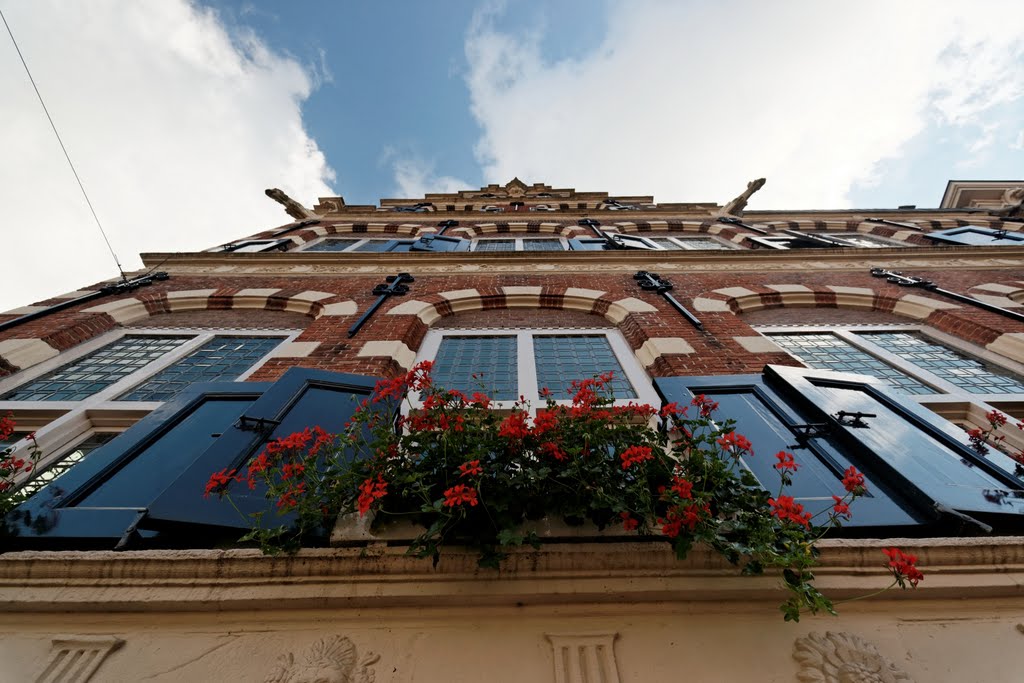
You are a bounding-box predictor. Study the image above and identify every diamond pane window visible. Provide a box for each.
[652,238,683,250]
[306,238,361,252]
[859,332,1024,395]
[677,237,730,250]
[474,240,516,252]
[522,239,564,251]
[533,335,637,399]
[768,333,935,395]
[19,433,117,497]
[432,336,517,400]
[2,337,189,401]
[354,240,394,252]
[117,337,281,402]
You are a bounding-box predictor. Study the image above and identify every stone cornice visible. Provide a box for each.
[1,537,1021,613]
[140,246,1024,277]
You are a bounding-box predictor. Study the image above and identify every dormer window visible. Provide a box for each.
[530,204,557,212]
[481,205,505,213]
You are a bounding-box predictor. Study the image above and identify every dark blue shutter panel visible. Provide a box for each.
[4,383,270,547]
[765,365,1024,530]
[654,373,928,532]
[568,238,606,251]
[144,369,382,532]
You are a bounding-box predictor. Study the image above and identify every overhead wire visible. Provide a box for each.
[0,7,128,283]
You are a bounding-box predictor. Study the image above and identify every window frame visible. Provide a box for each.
[414,328,660,410]
[757,323,1024,452]
[469,237,570,252]
[648,235,740,251]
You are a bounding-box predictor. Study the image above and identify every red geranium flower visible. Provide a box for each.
[831,495,851,519]
[459,459,483,477]
[620,445,653,469]
[204,468,237,498]
[498,412,530,440]
[841,466,866,495]
[619,511,639,531]
[883,547,924,588]
[768,495,811,528]
[357,475,388,516]
[773,451,799,473]
[716,431,753,455]
[443,484,479,508]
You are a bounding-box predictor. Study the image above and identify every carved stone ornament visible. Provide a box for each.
[265,636,379,683]
[793,631,913,683]
[36,635,124,683]
[546,633,621,683]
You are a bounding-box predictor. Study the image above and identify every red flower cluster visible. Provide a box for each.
[0,412,15,441]
[769,495,811,528]
[619,511,639,531]
[831,495,851,519]
[773,451,799,473]
[539,441,567,461]
[498,412,530,440]
[669,475,693,500]
[716,431,753,455]
[841,466,866,494]
[276,481,306,510]
[659,503,708,538]
[443,484,479,508]
[691,394,719,418]
[204,468,238,498]
[619,445,653,469]
[357,475,388,515]
[883,547,924,587]
[372,360,434,403]
[659,402,686,418]
[986,409,1008,428]
[532,409,559,436]
[458,459,482,477]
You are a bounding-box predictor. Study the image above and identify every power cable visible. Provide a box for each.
[1,8,128,283]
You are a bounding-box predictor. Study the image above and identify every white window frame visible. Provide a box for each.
[756,323,1024,450]
[470,237,569,252]
[0,328,298,487]
[300,236,392,252]
[648,235,739,251]
[414,328,660,410]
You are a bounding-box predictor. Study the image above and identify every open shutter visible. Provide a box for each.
[568,238,607,251]
[144,368,382,534]
[4,383,269,548]
[765,365,1024,532]
[654,373,928,533]
[410,234,470,252]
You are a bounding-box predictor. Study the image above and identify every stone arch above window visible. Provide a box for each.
[357,286,694,373]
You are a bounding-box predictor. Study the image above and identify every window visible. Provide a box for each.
[417,329,658,407]
[471,238,568,252]
[747,233,901,249]
[758,325,1024,447]
[925,226,1024,246]
[304,238,362,252]
[0,329,293,500]
[650,236,736,251]
[215,239,290,253]
[301,236,468,253]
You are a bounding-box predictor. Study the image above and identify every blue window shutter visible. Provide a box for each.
[654,373,928,533]
[4,383,270,548]
[143,369,382,533]
[764,365,1024,530]
[568,238,606,251]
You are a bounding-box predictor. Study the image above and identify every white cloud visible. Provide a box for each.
[386,152,471,199]
[0,1,335,310]
[464,0,1024,210]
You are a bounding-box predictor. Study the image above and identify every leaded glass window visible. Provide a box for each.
[767,333,935,395]
[19,433,117,497]
[859,332,1024,395]
[117,337,282,402]
[522,239,564,251]
[533,335,637,399]
[474,240,516,252]
[305,238,362,252]
[432,336,517,400]
[2,337,189,401]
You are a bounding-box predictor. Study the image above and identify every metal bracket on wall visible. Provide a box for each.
[348,273,415,338]
[435,219,458,235]
[870,268,1024,324]
[633,271,704,330]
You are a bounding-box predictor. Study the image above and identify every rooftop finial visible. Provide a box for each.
[265,188,316,220]
[720,178,766,217]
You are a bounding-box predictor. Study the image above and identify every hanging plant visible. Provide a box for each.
[207,362,923,621]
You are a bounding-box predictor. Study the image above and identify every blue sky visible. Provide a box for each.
[1,1,1022,310]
